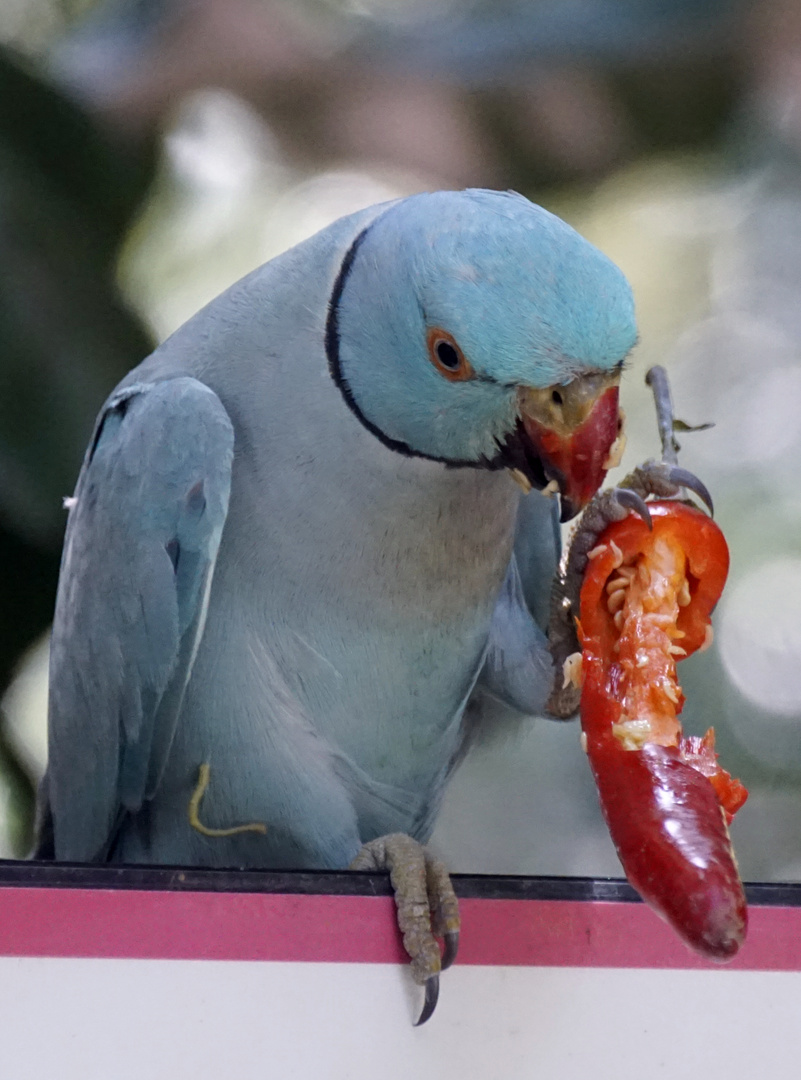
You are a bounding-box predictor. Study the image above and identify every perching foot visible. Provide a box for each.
[349,833,460,1026]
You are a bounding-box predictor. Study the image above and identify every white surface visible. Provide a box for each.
[4,958,798,1079]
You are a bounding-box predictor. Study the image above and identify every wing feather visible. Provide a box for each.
[46,377,234,860]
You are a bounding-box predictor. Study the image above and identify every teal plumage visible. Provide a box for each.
[41,189,636,870]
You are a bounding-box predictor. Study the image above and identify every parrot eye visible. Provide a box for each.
[427,328,475,382]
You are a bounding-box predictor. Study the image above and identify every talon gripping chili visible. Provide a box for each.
[578,501,748,959]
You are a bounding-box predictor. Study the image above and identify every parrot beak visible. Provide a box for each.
[517,372,624,522]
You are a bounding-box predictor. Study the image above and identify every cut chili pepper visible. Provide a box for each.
[578,500,747,960]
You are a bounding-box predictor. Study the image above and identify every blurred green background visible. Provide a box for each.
[1,0,800,880]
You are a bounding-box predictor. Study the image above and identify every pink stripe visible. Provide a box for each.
[0,888,798,970]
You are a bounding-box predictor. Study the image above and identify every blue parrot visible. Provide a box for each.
[39,189,641,1019]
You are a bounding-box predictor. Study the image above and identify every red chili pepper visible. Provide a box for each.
[578,500,748,959]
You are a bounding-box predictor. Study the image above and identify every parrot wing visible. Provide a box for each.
[43,377,234,861]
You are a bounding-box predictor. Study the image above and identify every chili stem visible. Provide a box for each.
[645,365,679,466]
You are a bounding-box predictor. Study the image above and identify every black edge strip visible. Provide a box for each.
[0,861,799,907]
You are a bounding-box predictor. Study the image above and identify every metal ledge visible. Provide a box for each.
[0,859,798,906]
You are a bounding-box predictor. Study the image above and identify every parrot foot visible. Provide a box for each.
[349,833,460,1026]
[546,458,713,718]
[187,763,268,838]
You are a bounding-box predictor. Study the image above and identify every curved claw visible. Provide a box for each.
[415,976,439,1027]
[615,488,653,530]
[441,930,459,971]
[668,466,714,516]
[351,834,458,1027]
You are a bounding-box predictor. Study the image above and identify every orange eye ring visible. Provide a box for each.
[426,327,475,382]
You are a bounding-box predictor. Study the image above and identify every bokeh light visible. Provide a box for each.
[719,558,801,764]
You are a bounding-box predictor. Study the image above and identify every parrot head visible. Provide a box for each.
[330,189,636,521]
